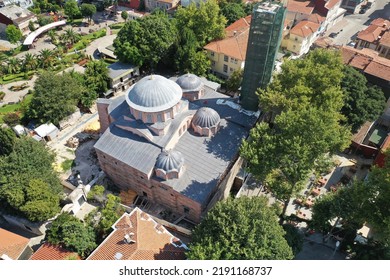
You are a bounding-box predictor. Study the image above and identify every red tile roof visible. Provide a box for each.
[30,243,81,260]
[87,208,187,260]
[0,228,30,260]
[308,12,325,24]
[204,16,252,61]
[287,0,315,15]
[325,0,341,10]
[370,18,390,28]
[379,31,390,47]
[357,24,387,43]
[225,15,251,37]
[290,20,320,37]
[341,46,390,81]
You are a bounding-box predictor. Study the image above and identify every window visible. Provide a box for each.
[183,206,190,214]
[138,111,142,120]
[295,37,298,41]
[165,111,171,120]
[230,67,234,72]
[157,114,162,122]
[224,55,228,62]
[223,64,228,73]
[211,61,216,66]
[210,52,215,57]
[230,57,234,63]
[147,114,152,123]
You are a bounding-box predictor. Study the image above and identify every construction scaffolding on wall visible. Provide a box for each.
[240,1,286,111]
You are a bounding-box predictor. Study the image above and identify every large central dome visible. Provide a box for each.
[126,75,182,113]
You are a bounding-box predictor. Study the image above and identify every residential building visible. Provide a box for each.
[240,1,286,111]
[0,228,33,260]
[285,20,321,55]
[356,18,390,59]
[30,243,81,260]
[286,0,315,23]
[144,0,180,12]
[94,73,256,224]
[314,0,345,30]
[87,207,188,260]
[0,4,37,36]
[118,0,140,9]
[340,0,365,14]
[341,46,390,95]
[204,16,251,79]
[105,62,140,97]
[0,0,33,9]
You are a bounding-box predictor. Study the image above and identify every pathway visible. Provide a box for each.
[0,75,38,106]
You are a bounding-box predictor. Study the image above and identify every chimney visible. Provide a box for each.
[124,233,136,244]
[234,31,237,36]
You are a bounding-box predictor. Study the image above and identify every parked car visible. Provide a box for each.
[347,41,356,47]
[329,32,338,38]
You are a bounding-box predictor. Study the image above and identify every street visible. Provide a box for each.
[325,0,390,45]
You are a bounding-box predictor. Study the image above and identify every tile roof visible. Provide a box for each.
[325,0,341,10]
[341,46,390,81]
[87,208,187,260]
[30,243,81,260]
[308,12,325,24]
[357,24,387,43]
[287,0,315,15]
[379,31,390,47]
[0,228,30,260]
[204,16,251,61]
[370,18,390,27]
[225,15,251,37]
[290,20,320,37]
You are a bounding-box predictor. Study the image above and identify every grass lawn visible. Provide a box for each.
[0,94,33,123]
[61,159,75,172]
[69,29,107,52]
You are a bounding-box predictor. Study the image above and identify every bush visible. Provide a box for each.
[38,16,54,27]
[0,91,5,101]
[3,112,21,126]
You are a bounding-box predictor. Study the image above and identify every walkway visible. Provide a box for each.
[0,75,38,106]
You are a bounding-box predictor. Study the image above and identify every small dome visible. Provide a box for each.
[155,150,184,173]
[126,75,182,113]
[192,107,220,128]
[176,73,203,91]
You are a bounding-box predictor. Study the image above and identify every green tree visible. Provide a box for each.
[187,196,293,260]
[226,68,243,93]
[38,49,55,69]
[341,66,386,132]
[0,127,16,156]
[175,1,226,46]
[6,57,21,74]
[121,10,128,22]
[23,53,38,72]
[61,28,81,45]
[80,3,97,23]
[282,224,304,256]
[46,213,97,258]
[5,25,22,44]
[97,194,125,238]
[0,178,60,222]
[221,3,246,25]
[114,13,177,69]
[24,71,84,125]
[64,0,81,22]
[84,60,110,97]
[241,50,350,218]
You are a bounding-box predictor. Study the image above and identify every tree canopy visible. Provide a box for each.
[175,1,226,47]
[187,196,293,260]
[0,137,61,222]
[114,12,177,69]
[46,213,97,258]
[6,25,22,44]
[84,60,110,103]
[25,71,86,125]
[0,127,16,157]
[220,3,247,25]
[64,0,81,21]
[241,49,351,216]
[341,66,386,132]
[80,3,96,23]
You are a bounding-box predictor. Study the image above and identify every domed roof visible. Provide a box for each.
[126,75,182,113]
[155,150,184,173]
[192,107,220,128]
[176,73,203,91]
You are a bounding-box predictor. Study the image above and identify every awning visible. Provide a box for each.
[23,20,66,45]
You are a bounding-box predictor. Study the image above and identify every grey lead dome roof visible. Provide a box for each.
[176,73,203,92]
[192,107,221,128]
[126,75,182,113]
[155,150,184,173]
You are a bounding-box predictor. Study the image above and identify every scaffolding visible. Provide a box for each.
[240,1,286,111]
